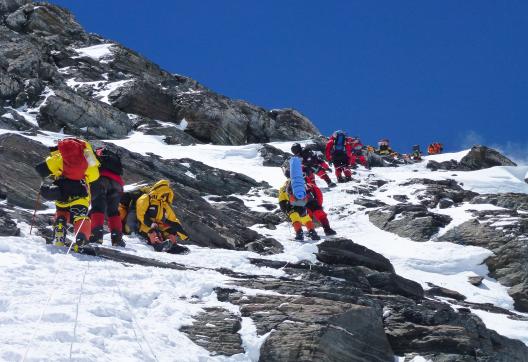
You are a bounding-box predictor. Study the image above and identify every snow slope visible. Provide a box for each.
[1,131,528,361]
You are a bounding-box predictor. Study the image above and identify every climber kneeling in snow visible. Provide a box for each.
[291,143,336,188]
[349,137,369,169]
[325,130,354,183]
[135,180,189,254]
[278,159,320,241]
[35,138,100,252]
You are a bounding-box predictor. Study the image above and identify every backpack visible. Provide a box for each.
[96,147,123,175]
[333,131,346,152]
[57,138,89,180]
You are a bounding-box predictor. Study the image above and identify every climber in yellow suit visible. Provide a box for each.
[35,138,100,250]
[135,180,189,252]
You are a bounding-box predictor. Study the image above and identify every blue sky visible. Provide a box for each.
[50,0,527,155]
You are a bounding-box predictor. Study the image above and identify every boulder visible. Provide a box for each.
[471,193,528,211]
[399,179,477,209]
[38,89,135,139]
[317,238,395,272]
[468,276,484,287]
[369,204,452,242]
[0,0,30,14]
[259,144,291,167]
[458,145,516,170]
[268,108,321,141]
[0,208,20,236]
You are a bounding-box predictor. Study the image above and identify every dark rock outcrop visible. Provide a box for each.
[458,145,516,170]
[259,144,291,167]
[369,204,452,242]
[0,208,20,236]
[427,146,515,172]
[439,209,528,312]
[399,178,477,208]
[317,238,394,273]
[471,193,528,211]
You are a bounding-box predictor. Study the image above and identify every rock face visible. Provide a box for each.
[259,144,291,167]
[427,146,516,171]
[0,1,319,144]
[369,204,452,242]
[211,238,528,361]
[458,145,516,170]
[439,209,528,313]
[399,179,478,209]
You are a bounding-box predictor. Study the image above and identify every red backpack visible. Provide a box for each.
[57,138,88,180]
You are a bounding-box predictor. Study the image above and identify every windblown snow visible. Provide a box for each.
[1,130,528,361]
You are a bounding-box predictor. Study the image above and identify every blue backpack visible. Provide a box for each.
[334,131,346,152]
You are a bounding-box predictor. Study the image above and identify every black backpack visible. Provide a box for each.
[96,147,123,175]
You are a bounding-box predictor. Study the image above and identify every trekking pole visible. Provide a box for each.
[29,187,42,236]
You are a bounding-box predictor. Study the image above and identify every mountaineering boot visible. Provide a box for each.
[111,231,126,247]
[345,175,353,182]
[307,229,320,241]
[295,230,304,241]
[326,180,337,188]
[53,216,67,247]
[89,226,104,244]
[337,176,346,183]
[324,227,337,236]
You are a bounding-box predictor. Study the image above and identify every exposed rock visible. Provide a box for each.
[369,204,452,242]
[439,209,528,312]
[0,133,47,209]
[399,178,477,208]
[0,0,30,15]
[354,197,387,208]
[0,208,20,236]
[458,145,516,170]
[135,119,199,146]
[426,159,459,171]
[425,283,467,301]
[221,291,395,362]
[245,237,284,255]
[471,193,528,211]
[180,308,244,356]
[438,198,455,209]
[366,271,424,301]
[392,194,409,203]
[268,108,321,141]
[317,238,394,273]
[38,89,135,139]
[259,144,291,167]
[468,276,484,287]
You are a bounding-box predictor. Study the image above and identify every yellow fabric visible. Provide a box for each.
[278,181,312,226]
[288,211,312,225]
[45,140,100,208]
[136,180,181,234]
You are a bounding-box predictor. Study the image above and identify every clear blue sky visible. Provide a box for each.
[49,0,527,155]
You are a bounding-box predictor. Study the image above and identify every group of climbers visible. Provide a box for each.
[35,138,188,254]
[428,142,443,155]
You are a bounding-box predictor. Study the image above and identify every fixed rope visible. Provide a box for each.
[69,260,91,360]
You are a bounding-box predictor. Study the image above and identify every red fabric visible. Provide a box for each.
[306,220,315,230]
[293,221,302,233]
[307,182,323,206]
[350,154,367,167]
[335,167,352,178]
[168,234,178,244]
[74,218,91,240]
[55,209,70,223]
[325,138,335,161]
[100,169,124,186]
[90,212,105,229]
[108,215,123,233]
[58,138,88,180]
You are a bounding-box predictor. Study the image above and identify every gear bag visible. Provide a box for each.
[96,147,123,175]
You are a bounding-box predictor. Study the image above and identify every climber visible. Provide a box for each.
[305,181,337,236]
[325,130,354,183]
[89,146,126,247]
[349,137,369,169]
[291,143,336,188]
[35,138,100,252]
[411,145,422,161]
[376,138,394,156]
[119,185,151,235]
[427,142,443,155]
[135,180,190,253]
[278,162,320,241]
